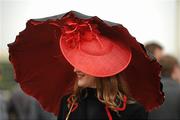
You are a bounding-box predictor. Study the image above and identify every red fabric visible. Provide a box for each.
[112,25,164,111]
[105,107,112,120]
[105,95,127,120]
[59,14,132,77]
[114,96,127,111]
[8,11,164,115]
[8,21,76,115]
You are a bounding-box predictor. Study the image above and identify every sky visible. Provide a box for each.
[0,0,178,61]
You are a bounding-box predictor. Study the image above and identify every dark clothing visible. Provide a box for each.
[0,93,8,120]
[58,88,148,120]
[148,77,180,120]
[8,85,56,120]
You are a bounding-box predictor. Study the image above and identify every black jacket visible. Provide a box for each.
[58,88,148,120]
[148,77,180,120]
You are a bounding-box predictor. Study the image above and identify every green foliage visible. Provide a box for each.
[0,62,16,90]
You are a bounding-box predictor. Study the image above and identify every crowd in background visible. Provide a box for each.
[145,42,180,120]
[0,41,180,120]
[0,68,57,120]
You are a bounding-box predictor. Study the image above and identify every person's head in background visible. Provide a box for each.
[159,55,180,83]
[145,42,163,61]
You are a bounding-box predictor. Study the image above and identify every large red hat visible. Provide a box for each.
[8,11,164,115]
[59,13,132,77]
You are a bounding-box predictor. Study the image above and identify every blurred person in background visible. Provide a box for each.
[172,65,180,83]
[8,85,56,120]
[145,42,164,62]
[148,55,180,120]
[160,55,180,83]
[0,67,8,120]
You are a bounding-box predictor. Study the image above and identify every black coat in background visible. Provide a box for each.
[57,88,148,120]
[148,77,180,120]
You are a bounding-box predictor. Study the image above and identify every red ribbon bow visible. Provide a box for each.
[60,19,104,49]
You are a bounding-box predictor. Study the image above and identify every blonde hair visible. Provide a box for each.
[65,73,136,120]
[67,73,135,112]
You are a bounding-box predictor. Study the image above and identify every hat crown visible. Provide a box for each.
[60,17,113,56]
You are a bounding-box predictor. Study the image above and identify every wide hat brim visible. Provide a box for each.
[59,13,132,77]
[8,11,164,115]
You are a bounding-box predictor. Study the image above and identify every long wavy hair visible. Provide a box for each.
[67,72,136,112]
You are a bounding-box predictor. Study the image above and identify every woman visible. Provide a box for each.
[58,68,148,120]
[8,11,164,120]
